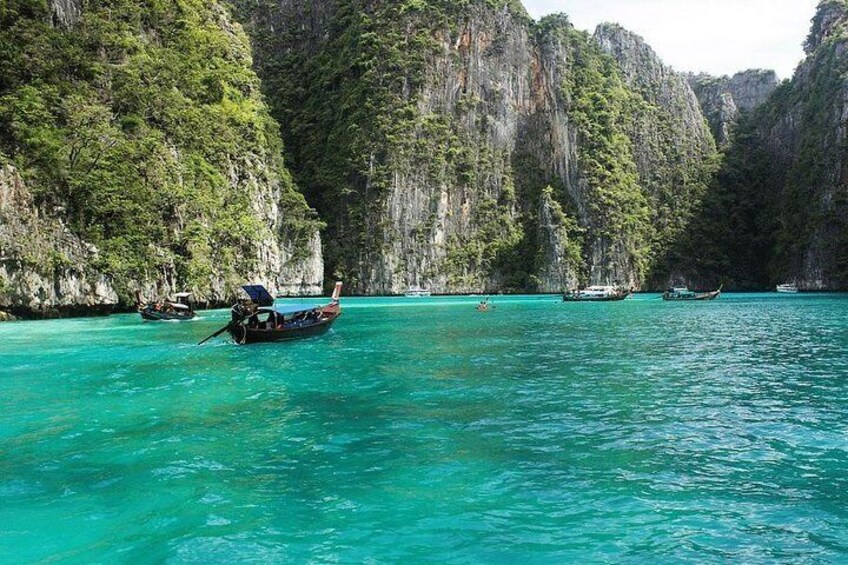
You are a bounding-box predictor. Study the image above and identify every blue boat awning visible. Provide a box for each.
[242,285,275,306]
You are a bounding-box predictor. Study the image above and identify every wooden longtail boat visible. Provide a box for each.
[226,282,343,345]
[139,292,197,321]
[563,286,632,302]
[662,286,722,301]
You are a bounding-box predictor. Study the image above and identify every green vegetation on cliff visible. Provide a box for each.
[552,22,653,279]
[0,0,318,302]
[684,0,848,289]
[232,0,532,291]
[3,0,788,299]
[236,1,711,292]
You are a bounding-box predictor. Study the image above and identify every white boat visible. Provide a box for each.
[777,283,799,293]
[404,286,431,298]
[563,285,631,302]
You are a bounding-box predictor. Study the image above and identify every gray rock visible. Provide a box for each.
[593,23,718,287]
[689,69,779,145]
[240,2,718,293]
[49,0,81,28]
[0,164,120,316]
[0,311,18,322]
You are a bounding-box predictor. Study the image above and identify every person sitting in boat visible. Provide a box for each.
[232,300,256,323]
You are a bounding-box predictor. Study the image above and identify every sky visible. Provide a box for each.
[521,0,819,79]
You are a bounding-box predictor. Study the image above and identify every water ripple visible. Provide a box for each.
[1,295,848,562]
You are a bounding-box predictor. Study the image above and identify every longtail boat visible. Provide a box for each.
[662,286,722,301]
[139,292,196,321]
[563,286,631,302]
[198,282,342,346]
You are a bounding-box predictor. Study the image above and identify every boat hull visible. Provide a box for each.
[229,309,341,345]
[662,290,721,301]
[140,309,196,321]
[563,292,631,302]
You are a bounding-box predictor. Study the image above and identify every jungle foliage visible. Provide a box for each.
[0,0,318,301]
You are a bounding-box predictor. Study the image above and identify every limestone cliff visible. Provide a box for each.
[0,0,322,316]
[0,164,118,317]
[686,0,848,290]
[234,1,717,293]
[593,23,718,286]
[689,69,779,145]
[748,0,848,288]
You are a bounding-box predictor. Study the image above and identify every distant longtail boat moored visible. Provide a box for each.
[139,292,197,321]
[662,286,722,301]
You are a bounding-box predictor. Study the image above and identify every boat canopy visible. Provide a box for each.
[259,304,321,316]
[242,285,275,306]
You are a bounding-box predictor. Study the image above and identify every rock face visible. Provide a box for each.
[234,1,717,293]
[0,165,119,317]
[750,0,848,289]
[686,0,848,290]
[690,69,779,145]
[48,0,81,28]
[728,70,781,111]
[536,188,581,291]
[0,0,323,316]
[275,232,325,297]
[594,24,717,286]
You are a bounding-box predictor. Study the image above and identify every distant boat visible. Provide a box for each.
[662,286,721,301]
[563,286,631,302]
[777,283,799,293]
[139,292,196,321]
[405,286,431,298]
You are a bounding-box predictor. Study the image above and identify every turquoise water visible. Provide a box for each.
[2,294,848,563]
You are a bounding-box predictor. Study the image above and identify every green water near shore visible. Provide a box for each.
[1,294,848,562]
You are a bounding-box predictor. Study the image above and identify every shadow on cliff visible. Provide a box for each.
[654,118,780,291]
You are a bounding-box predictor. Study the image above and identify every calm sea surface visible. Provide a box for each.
[1,294,847,563]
